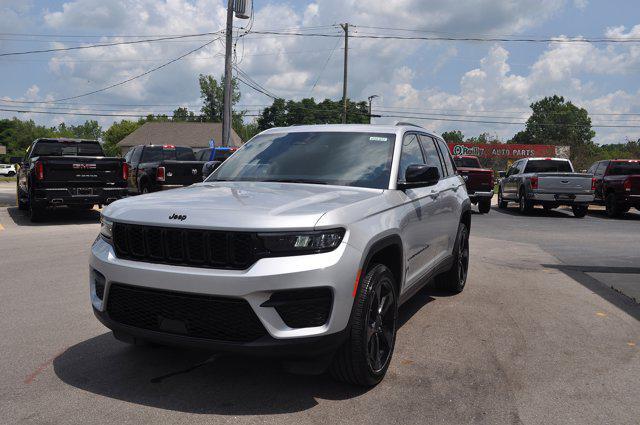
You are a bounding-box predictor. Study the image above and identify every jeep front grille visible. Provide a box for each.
[112,223,257,269]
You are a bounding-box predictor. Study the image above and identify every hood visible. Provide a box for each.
[103,181,384,230]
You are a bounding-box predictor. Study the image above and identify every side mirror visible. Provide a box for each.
[498,171,506,178]
[202,160,222,180]
[399,165,440,189]
[10,156,23,164]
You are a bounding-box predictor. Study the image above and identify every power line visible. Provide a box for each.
[0,37,221,104]
[245,30,640,43]
[0,32,222,57]
[376,114,640,128]
[0,107,261,119]
[309,37,342,96]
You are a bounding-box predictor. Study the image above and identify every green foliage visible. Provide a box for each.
[102,120,142,157]
[172,107,198,122]
[256,98,369,131]
[466,132,500,144]
[441,130,464,144]
[199,74,242,122]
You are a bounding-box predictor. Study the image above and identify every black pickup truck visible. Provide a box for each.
[124,145,205,194]
[13,138,128,221]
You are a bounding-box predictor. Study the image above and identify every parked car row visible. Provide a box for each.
[494,157,639,218]
[10,139,239,221]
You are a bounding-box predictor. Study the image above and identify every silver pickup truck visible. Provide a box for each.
[497,157,594,217]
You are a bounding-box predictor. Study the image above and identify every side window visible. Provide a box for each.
[508,161,520,176]
[124,149,133,163]
[587,163,597,174]
[398,134,425,182]
[131,147,142,163]
[435,138,455,177]
[594,161,608,176]
[419,135,444,179]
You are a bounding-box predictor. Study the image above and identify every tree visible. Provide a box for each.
[199,74,241,122]
[466,132,500,144]
[441,130,464,144]
[518,95,595,166]
[172,107,197,122]
[102,120,142,157]
[256,97,369,131]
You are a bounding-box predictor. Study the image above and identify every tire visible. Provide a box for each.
[17,182,28,211]
[140,184,150,194]
[330,264,398,387]
[436,222,470,294]
[605,193,623,218]
[478,200,491,214]
[518,189,533,214]
[497,189,508,209]
[28,191,43,222]
[7,171,15,177]
[572,205,588,218]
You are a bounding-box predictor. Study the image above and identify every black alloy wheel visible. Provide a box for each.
[364,276,397,373]
[436,222,470,293]
[330,264,398,386]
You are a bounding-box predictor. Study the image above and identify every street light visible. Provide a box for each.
[368,95,379,124]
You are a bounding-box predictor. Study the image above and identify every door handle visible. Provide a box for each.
[429,190,440,199]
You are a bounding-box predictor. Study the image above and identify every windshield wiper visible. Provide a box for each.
[262,178,327,185]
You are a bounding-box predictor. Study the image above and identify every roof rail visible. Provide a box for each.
[394,121,423,128]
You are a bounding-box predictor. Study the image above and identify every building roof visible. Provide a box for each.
[118,122,242,149]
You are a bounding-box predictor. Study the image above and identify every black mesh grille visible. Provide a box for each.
[112,223,257,269]
[264,288,332,329]
[106,284,267,343]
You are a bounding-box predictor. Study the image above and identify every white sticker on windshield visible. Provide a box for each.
[369,136,388,142]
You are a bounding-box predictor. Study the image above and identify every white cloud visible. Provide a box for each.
[3,0,638,145]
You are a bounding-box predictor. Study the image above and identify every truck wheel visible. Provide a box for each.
[330,264,398,386]
[605,193,623,218]
[17,183,27,211]
[478,200,491,214]
[572,205,588,218]
[518,189,533,214]
[28,192,43,223]
[497,189,508,209]
[436,222,469,294]
[140,184,150,194]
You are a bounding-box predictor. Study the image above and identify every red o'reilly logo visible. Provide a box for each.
[169,213,187,221]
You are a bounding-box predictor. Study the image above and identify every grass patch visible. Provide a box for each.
[0,177,16,183]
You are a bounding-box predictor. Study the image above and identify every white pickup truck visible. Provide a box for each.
[497,157,595,217]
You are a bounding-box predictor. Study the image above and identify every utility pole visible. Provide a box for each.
[340,23,349,124]
[221,0,235,147]
[368,94,379,124]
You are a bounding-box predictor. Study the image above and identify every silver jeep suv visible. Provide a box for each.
[90,124,471,386]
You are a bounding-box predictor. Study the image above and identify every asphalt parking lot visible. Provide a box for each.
[0,181,638,424]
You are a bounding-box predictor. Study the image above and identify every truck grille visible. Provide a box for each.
[113,223,257,269]
[106,284,267,343]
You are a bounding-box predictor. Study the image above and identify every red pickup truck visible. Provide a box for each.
[453,155,494,214]
[588,159,640,218]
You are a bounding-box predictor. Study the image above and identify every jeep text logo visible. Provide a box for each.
[169,213,187,221]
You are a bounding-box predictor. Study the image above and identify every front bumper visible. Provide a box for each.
[528,192,594,205]
[34,187,127,206]
[89,236,362,353]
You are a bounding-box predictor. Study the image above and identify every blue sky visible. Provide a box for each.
[1,0,639,144]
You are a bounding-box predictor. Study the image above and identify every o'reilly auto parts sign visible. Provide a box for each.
[447,143,567,159]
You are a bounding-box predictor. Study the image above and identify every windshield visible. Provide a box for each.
[207,131,396,189]
[524,160,572,173]
[608,161,640,175]
[454,157,481,168]
[142,146,196,162]
[32,140,104,157]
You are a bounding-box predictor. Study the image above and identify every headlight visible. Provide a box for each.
[258,228,345,255]
[100,216,113,240]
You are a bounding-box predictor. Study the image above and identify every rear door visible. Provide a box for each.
[127,147,142,192]
[503,160,522,199]
[593,161,608,200]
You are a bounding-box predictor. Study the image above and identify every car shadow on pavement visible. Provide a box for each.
[586,208,640,221]
[491,205,574,218]
[53,286,440,415]
[5,206,100,226]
